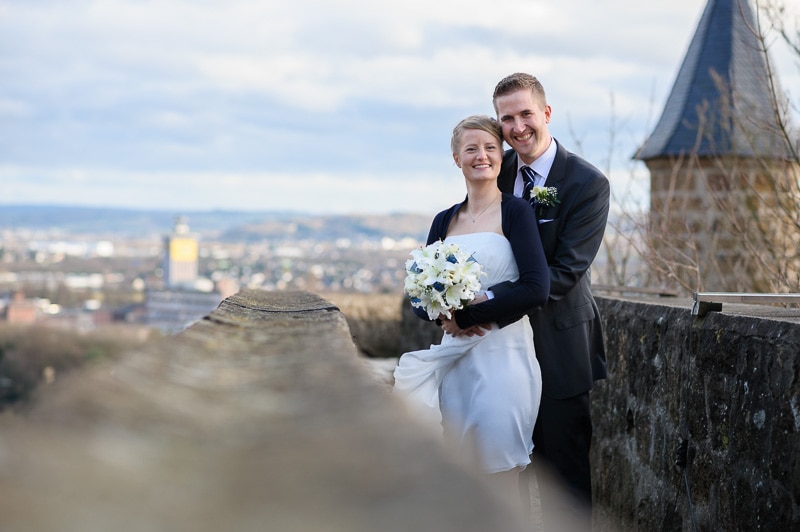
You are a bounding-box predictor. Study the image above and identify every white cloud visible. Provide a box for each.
[0,0,797,214]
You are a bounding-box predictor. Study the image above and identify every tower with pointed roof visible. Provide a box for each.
[634,0,798,292]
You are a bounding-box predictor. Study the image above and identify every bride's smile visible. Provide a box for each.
[453,128,502,184]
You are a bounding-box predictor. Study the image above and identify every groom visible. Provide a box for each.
[490,72,609,530]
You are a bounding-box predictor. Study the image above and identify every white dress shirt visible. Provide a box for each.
[513,137,557,198]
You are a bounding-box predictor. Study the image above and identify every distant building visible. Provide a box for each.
[143,288,222,334]
[163,216,199,289]
[145,217,222,333]
[2,291,111,332]
[5,291,38,324]
[46,307,110,333]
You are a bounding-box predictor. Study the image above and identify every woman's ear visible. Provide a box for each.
[452,154,461,168]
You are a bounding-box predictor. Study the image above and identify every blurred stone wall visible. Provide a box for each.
[320,292,404,358]
[398,295,443,355]
[323,292,441,359]
[0,289,528,532]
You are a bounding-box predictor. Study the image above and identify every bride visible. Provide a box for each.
[394,114,549,507]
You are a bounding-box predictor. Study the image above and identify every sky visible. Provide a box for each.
[1,0,798,216]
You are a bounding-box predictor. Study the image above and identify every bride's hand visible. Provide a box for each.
[439,316,464,336]
[440,316,488,337]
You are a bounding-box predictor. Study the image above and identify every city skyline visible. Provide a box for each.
[1,0,798,216]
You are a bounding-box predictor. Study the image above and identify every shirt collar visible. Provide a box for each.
[517,136,556,179]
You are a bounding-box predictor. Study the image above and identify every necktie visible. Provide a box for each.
[521,166,537,202]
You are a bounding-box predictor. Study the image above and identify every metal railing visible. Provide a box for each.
[692,292,800,316]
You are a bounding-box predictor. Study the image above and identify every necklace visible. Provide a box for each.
[466,200,496,223]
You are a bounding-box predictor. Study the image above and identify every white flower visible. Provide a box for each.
[529,185,560,208]
[404,240,485,320]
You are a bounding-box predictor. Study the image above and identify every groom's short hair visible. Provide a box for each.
[492,73,547,111]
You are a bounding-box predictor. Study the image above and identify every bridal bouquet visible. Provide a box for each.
[404,240,485,320]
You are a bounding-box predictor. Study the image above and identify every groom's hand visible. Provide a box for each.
[468,293,489,306]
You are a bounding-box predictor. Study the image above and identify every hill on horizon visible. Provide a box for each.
[0,204,430,242]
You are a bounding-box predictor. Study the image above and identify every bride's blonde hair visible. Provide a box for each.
[450,115,502,155]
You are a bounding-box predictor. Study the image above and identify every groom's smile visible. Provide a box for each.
[495,88,552,164]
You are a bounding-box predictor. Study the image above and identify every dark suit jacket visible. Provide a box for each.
[494,139,609,399]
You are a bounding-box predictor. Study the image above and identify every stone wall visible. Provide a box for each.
[0,290,528,532]
[592,296,800,530]
[398,294,800,530]
[398,296,443,355]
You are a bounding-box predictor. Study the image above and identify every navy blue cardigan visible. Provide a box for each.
[414,193,549,329]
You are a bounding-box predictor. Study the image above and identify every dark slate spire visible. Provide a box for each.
[635,0,787,161]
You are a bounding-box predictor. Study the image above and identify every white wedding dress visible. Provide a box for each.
[394,232,542,473]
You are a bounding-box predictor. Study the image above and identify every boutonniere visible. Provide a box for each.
[529,185,560,214]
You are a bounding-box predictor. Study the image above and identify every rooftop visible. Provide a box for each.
[635,0,789,161]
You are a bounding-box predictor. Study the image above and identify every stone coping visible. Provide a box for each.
[0,289,526,532]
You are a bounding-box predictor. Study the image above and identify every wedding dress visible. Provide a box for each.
[394,232,542,473]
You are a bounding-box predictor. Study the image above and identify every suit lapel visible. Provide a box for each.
[544,139,568,189]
